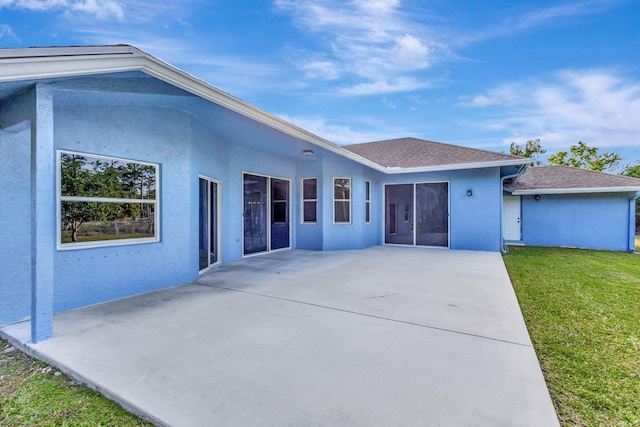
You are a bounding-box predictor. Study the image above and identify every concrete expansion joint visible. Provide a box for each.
[206,284,533,348]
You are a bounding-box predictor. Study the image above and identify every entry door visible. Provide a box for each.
[503,195,522,241]
[199,177,220,272]
[385,183,449,247]
[243,173,290,255]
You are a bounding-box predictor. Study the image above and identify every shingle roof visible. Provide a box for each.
[509,165,640,194]
[343,137,527,168]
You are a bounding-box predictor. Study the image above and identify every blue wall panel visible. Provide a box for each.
[53,105,195,313]
[225,143,298,261]
[189,117,229,267]
[0,123,32,325]
[521,193,635,251]
[320,152,380,250]
[296,159,324,250]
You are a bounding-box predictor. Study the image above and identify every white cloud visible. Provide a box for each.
[460,69,640,148]
[274,0,615,96]
[457,84,522,107]
[0,24,19,40]
[275,113,406,145]
[0,0,67,10]
[338,77,430,96]
[274,0,444,95]
[459,0,623,45]
[298,57,341,80]
[0,0,123,20]
[394,34,429,65]
[353,0,400,14]
[75,27,288,94]
[70,0,123,20]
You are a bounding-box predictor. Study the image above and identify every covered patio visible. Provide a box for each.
[0,246,559,426]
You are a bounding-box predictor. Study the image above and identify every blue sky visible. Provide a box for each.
[1,0,639,166]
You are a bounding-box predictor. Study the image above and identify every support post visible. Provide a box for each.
[31,84,55,343]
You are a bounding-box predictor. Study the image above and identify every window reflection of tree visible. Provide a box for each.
[334,178,351,222]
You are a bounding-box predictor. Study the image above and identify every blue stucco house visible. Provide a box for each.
[1,45,639,343]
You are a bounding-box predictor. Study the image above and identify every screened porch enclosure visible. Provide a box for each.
[385,182,449,247]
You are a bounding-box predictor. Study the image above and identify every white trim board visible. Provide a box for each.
[510,187,640,195]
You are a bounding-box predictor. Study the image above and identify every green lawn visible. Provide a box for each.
[0,339,152,426]
[503,246,640,427]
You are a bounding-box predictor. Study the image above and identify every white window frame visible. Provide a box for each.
[57,150,160,250]
[333,177,352,224]
[198,175,222,274]
[365,180,371,224]
[301,177,318,224]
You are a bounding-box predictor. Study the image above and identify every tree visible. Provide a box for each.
[622,162,640,229]
[622,162,640,179]
[509,139,546,165]
[547,141,622,172]
[60,154,94,242]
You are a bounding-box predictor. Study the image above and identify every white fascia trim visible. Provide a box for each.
[510,186,640,195]
[385,158,530,174]
[0,46,144,81]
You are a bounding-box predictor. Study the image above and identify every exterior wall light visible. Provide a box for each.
[535,195,541,201]
[467,189,473,196]
[303,149,314,156]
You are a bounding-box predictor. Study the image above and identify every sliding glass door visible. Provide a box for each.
[243,173,290,255]
[199,177,220,272]
[243,174,268,255]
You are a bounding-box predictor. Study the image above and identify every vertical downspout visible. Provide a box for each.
[500,165,529,254]
[630,193,639,253]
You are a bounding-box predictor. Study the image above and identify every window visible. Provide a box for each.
[333,177,351,223]
[272,179,289,224]
[302,178,317,223]
[58,151,159,248]
[389,203,397,234]
[365,180,371,223]
[404,204,410,222]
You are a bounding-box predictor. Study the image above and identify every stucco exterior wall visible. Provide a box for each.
[0,120,32,325]
[521,192,636,251]
[53,104,195,313]
[321,152,380,251]
[296,159,324,250]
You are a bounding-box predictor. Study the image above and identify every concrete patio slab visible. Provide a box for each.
[1,246,559,426]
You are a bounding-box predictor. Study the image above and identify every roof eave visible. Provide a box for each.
[384,158,530,174]
[0,45,390,173]
[509,187,640,195]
